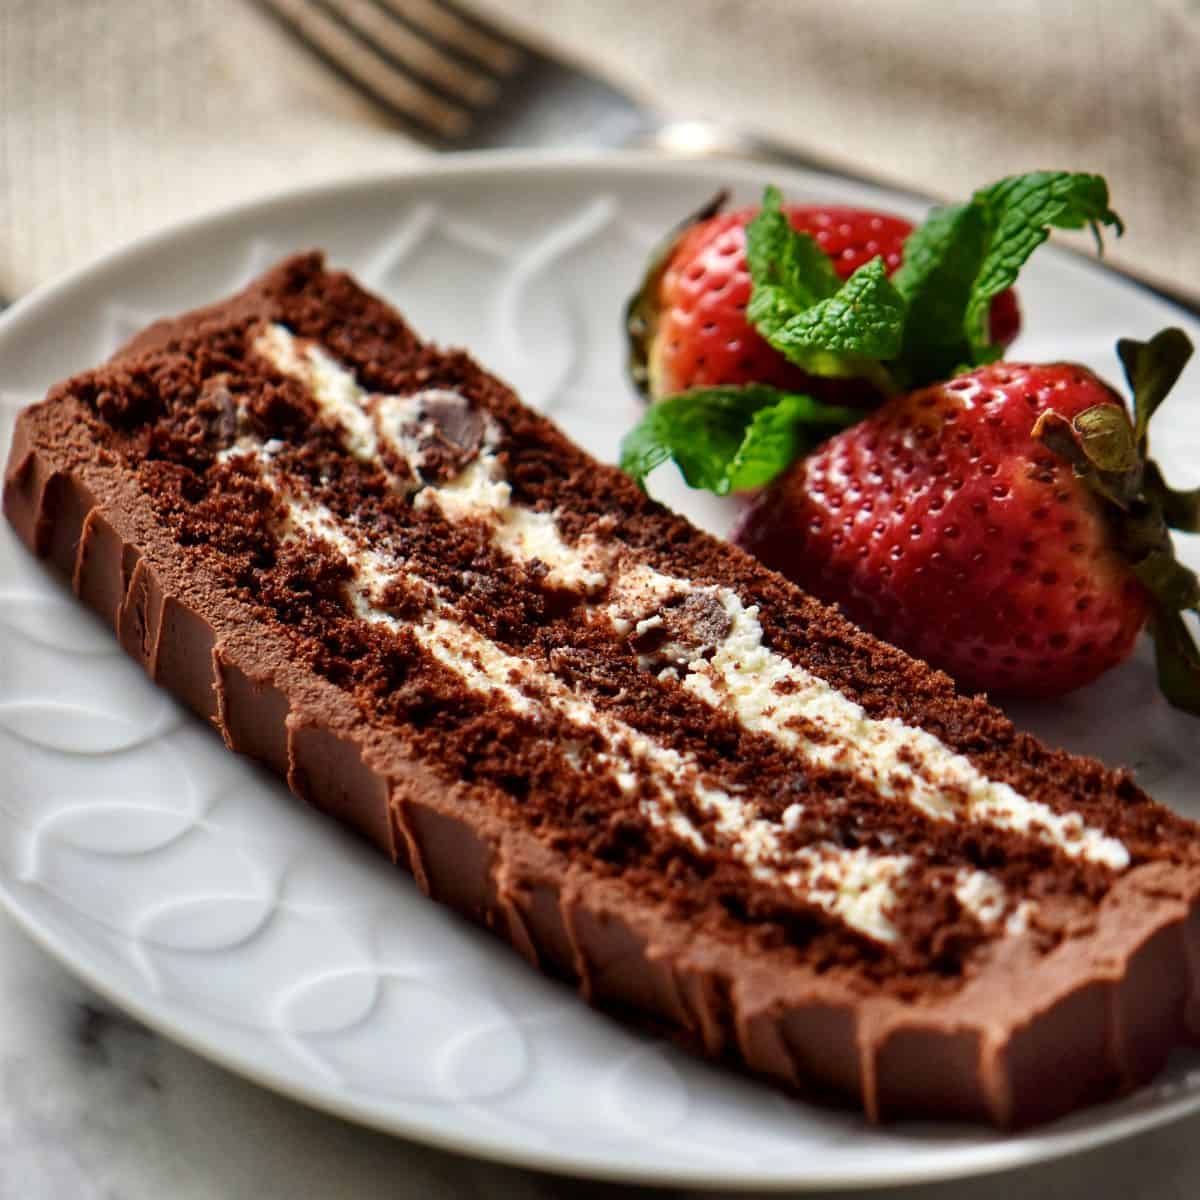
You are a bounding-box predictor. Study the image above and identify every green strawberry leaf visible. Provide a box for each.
[1131,546,1200,613]
[1031,324,1200,718]
[1117,328,1200,532]
[1149,608,1200,717]
[1143,459,1200,534]
[619,384,858,495]
[964,172,1124,357]
[1117,327,1194,448]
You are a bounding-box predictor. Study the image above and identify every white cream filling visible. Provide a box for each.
[422,612,1036,942]
[396,596,912,943]
[415,458,609,595]
[256,323,379,460]
[257,323,607,595]
[267,481,1041,944]
[607,573,1129,872]
[259,479,913,941]
[955,870,1032,937]
[241,325,1134,940]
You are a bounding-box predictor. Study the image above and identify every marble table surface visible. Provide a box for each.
[3,909,1199,1200]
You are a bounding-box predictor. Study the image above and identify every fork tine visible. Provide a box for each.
[324,0,500,106]
[259,0,473,138]
[378,0,524,76]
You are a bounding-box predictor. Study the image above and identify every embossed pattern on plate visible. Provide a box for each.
[2,154,1200,1190]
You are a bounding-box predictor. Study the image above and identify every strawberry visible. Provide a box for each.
[619,172,1175,703]
[732,333,1198,702]
[627,199,1021,401]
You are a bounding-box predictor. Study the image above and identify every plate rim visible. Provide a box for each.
[2,148,1199,1191]
[7,147,1196,339]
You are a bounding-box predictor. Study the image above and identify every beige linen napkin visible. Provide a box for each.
[2,0,1198,300]
[0,0,428,296]
[474,0,1200,299]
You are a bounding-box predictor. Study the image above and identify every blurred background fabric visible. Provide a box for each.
[1,0,1197,300]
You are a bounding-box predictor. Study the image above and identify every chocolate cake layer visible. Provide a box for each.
[6,253,1200,1128]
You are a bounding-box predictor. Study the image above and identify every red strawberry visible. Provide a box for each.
[733,361,1149,698]
[627,201,1021,400]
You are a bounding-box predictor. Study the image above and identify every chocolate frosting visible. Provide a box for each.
[5,252,1200,1129]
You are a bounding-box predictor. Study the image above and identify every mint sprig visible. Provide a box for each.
[746,188,906,390]
[745,185,841,337]
[962,173,1123,357]
[750,170,1123,392]
[621,170,1123,495]
[620,385,859,495]
[762,257,906,393]
[890,201,992,384]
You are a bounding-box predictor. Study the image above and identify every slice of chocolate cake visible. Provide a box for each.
[6,253,1200,1128]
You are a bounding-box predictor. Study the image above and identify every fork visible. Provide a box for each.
[255,0,1200,320]
[255,0,845,170]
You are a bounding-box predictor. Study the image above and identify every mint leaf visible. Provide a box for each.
[726,393,855,492]
[764,258,906,389]
[623,172,1127,503]
[882,171,1125,382]
[739,174,1122,394]
[891,201,989,386]
[620,387,766,492]
[965,172,1123,356]
[746,186,841,342]
[619,385,857,495]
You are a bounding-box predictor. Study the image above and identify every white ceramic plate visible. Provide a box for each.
[2,152,1200,1192]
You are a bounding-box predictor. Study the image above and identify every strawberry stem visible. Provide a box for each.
[1034,327,1200,716]
[1030,406,1142,508]
[1143,459,1200,533]
[1150,609,1200,716]
[1119,328,1193,449]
